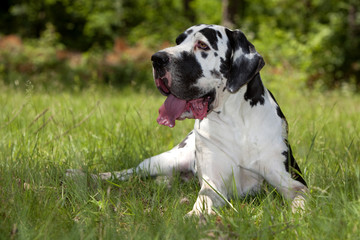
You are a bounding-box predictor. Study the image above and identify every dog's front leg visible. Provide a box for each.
[96,131,196,181]
[186,177,227,216]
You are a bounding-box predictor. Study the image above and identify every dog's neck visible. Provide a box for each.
[206,74,267,126]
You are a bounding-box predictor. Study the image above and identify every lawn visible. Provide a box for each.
[0,83,359,239]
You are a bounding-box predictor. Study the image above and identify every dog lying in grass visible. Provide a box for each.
[68,24,308,216]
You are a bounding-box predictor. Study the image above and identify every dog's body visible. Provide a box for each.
[69,24,308,215]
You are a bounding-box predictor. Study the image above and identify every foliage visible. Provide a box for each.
[0,24,153,91]
[2,0,123,50]
[239,0,360,89]
[0,87,359,239]
[0,0,359,90]
[121,0,192,47]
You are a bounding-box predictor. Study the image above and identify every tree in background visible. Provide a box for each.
[222,0,245,29]
[220,0,360,89]
[0,0,359,89]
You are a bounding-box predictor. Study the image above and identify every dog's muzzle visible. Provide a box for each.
[151,51,169,81]
[151,51,214,128]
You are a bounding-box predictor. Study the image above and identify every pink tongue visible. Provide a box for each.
[157,94,187,128]
[157,94,209,128]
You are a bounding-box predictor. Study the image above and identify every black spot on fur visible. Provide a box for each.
[171,51,204,100]
[267,90,286,119]
[153,68,166,79]
[282,143,307,187]
[176,33,187,45]
[267,89,277,103]
[210,69,221,79]
[214,52,218,57]
[178,131,193,149]
[220,56,230,77]
[162,77,169,86]
[178,139,187,148]
[244,74,265,107]
[225,28,251,54]
[219,38,232,77]
[224,30,265,93]
[201,52,208,59]
[276,106,285,119]
[199,28,219,50]
[186,29,193,34]
[216,30,222,39]
[153,57,168,79]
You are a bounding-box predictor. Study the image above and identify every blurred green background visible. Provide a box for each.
[0,2,359,239]
[0,0,359,91]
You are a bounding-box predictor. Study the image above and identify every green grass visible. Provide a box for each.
[0,84,359,239]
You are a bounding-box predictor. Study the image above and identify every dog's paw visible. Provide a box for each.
[291,195,306,214]
[185,208,216,218]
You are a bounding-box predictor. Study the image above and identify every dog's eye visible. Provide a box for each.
[196,41,210,50]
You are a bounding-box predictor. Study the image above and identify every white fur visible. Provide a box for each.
[68,25,308,216]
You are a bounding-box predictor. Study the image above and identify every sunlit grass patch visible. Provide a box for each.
[0,86,359,239]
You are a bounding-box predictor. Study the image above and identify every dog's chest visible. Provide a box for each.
[196,92,284,166]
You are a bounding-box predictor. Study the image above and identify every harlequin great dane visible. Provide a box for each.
[68,24,308,215]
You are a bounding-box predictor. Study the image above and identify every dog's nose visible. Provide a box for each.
[151,52,169,68]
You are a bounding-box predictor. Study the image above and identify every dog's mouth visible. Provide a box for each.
[155,77,215,128]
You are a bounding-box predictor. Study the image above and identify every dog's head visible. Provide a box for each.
[152,24,265,127]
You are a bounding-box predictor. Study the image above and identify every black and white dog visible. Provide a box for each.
[69,24,308,215]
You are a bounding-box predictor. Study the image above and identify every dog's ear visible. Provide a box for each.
[225,29,265,93]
